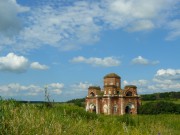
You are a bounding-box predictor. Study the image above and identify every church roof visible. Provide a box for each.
[124,85,137,89]
[88,86,101,90]
[104,73,121,79]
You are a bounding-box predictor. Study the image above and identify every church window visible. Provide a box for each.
[117,91,120,95]
[103,104,108,114]
[110,82,113,85]
[114,90,116,94]
[89,104,96,112]
[126,91,132,96]
[113,105,117,114]
[90,92,95,97]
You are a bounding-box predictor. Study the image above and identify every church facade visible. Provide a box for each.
[85,73,141,115]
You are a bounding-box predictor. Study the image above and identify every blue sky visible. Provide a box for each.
[0,0,180,101]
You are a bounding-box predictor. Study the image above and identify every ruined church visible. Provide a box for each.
[86,73,141,115]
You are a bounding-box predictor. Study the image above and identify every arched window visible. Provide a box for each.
[113,105,118,114]
[90,92,95,97]
[117,91,120,95]
[125,103,135,114]
[126,91,132,96]
[89,104,96,112]
[103,104,108,114]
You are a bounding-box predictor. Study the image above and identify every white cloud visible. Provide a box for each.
[47,83,64,95]
[166,19,180,40]
[0,82,64,99]
[102,0,178,29]
[0,0,29,36]
[0,83,43,97]
[0,53,49,73]
[122,79,150,93]
[1,1,102,52]
[0,53,29,73]
[48,83,64,89]
[131,56,159,65]
[71,82,92,91]
[156,69,180,76]
[123,80,129,86]
[124,69,180,94]
[127,20,154,32]
[30,62,49,70]
[131,56,148,65]
[71,56,121,67]
[155,69,180,81]
[0,0,179,52]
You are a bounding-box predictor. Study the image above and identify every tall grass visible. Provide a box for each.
[0,99,179,135]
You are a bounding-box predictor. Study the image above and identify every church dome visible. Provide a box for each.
[124,85,137,89]
[104,73,121,79]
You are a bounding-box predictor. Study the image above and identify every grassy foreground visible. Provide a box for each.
[0,100,180,135]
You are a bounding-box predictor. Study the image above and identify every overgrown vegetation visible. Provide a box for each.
[141,91,180,101]
[0,98,180,135]
[66,98,85,107]
[0,91,180,134]
[139,101,180,114]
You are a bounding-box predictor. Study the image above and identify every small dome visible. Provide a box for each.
[88,86,101,90]
[124,85,137,89]
[104,73,121,79]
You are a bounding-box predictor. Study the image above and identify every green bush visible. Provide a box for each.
[139,101,180,114]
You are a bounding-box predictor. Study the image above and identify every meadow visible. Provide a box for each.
[0,100,180,135]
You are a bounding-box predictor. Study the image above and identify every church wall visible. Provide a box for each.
[86,73,141,115]
[123,97,139,114]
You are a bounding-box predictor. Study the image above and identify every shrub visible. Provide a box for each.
[139,101,180,114]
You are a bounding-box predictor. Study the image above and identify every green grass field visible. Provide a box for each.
[0,100,180,135]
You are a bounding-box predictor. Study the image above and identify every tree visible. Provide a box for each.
[139,101,180,114]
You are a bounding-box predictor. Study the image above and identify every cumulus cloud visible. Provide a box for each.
[0,53,29,72]
[122,79,150,93]
[47,83,64,95]
[155,69,180,81]
[0,0,179,52]
[124,69,180,94]
[131,56,159,65]
[0,82,64,99]
[30,62,49,70]
[71,82,92,91]
[71,56,121,67]
[0,83,43,97]
[0,53,49,73]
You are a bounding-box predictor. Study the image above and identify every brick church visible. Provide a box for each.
[85,73,141,115]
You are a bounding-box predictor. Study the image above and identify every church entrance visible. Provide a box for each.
[89,104,96,113]
[125,106,131,114]
[125,103,134,114]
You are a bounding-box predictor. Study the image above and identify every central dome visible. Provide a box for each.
[104,73,121,79]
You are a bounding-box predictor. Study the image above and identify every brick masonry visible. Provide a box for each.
[86,73,141,115]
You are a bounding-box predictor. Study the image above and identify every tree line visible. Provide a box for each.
[141,91,180,101]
